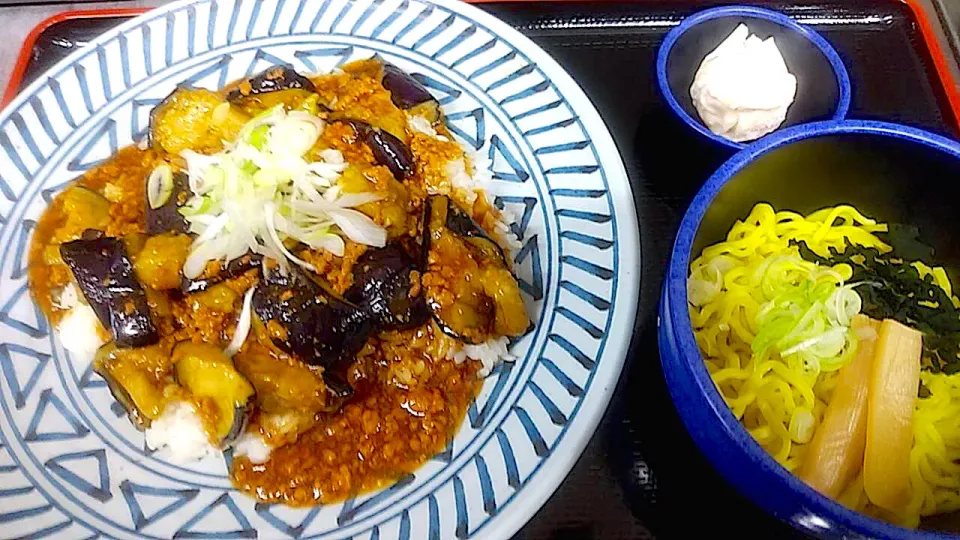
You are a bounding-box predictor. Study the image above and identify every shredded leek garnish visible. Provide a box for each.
[177,106,386,278]
[224,287,256,357]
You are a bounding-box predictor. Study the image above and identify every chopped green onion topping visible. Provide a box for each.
[748,254,862,376]
[248,125,270,150]
[147,164,174,209]
[178,106,386,278]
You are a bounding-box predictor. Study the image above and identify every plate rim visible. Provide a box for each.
[0,0,641,538]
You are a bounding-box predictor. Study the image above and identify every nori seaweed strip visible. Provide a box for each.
[792,239,960,372]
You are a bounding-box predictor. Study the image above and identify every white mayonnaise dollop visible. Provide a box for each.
[689,24,798,142]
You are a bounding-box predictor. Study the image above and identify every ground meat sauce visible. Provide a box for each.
[234,326,479,505]
[24,60,521,506]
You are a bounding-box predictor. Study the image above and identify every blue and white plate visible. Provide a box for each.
[0,0,639,538]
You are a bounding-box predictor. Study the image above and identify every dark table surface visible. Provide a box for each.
[10,2,960,539]
[492,2,958,539]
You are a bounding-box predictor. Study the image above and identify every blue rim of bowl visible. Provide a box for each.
[655,5,853,151]
[665,119,960,539]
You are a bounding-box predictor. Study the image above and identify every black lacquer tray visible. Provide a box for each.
[7,2,959,538]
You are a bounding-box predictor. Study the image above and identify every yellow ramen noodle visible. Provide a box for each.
[688,203,888,470]
[691,202,960,527]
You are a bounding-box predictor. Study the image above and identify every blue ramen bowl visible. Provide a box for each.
[657,5,852,150]
[660,120,960,538]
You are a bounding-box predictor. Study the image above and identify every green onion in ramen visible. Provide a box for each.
[688,203,960,527]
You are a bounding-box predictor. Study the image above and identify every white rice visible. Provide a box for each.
[232,431,272,464]
[53,282,80,310]
[55,284,108,361]
[491,203,523,252]
[441,137,523,253]
[431,128,525,377]
[408,114,448,141]
[145,401,217,463]
[462,145,494,188]
[411,113,522,253]
[447,336,516,378]
[444,159,479,204]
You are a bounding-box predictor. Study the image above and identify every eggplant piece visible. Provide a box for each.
[134,233,192,290]
[381,63,441,123]
[423,196,529,344]
[190,283,240,313]
[226,66,317,106]
[150,88,226,155]
[94,343,170,430]
[347,120,414,181]
[55,186,111,242]
[259,410,318,443]
[60,234,160,348]
[149,88,249,152]
[181,253,263,294]
[345,244,429,330]
[365,128,415,181]
[426,195,508,265]
[146,171,190,235]
[233,351,329,414]
[252,267,373,369]
[172,342,255,444]
[382,64,432,109]
[324,372,355,400]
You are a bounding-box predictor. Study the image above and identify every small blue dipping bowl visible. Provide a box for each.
[657,6,852,150]
[660,120,960,538]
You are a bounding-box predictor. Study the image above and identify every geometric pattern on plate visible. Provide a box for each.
[0,0,638,538]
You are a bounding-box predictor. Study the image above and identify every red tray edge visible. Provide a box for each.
[2,7,146,106]
[3,0,959,128]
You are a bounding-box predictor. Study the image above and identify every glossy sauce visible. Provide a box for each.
[27,60,494,505]
[234,325,479,505]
